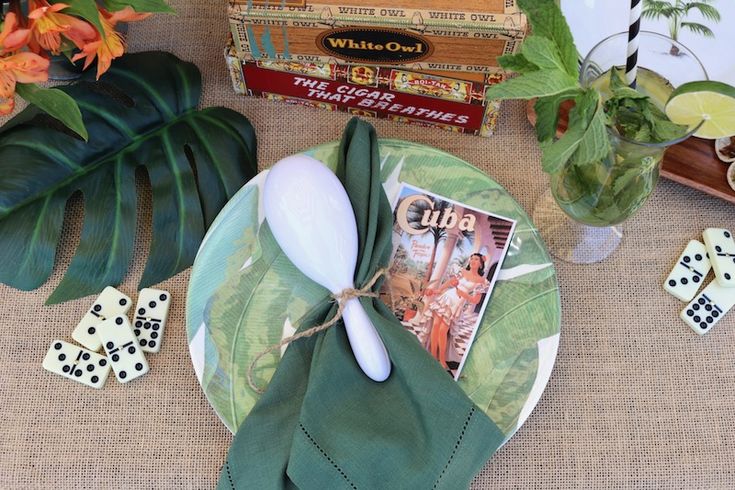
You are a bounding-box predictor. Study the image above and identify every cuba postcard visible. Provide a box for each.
[380,183,517,379]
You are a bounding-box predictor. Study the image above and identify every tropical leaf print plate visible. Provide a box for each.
[186,140,561,441]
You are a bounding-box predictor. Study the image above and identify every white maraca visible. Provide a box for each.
[263,155,391,382]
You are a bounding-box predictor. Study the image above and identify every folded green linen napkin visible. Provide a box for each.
[217,118,505,490]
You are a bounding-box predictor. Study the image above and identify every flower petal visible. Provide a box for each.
[3,52,50,84]
[0,95,15,115]
[0,69,17,99]
[107,6,152,24]
[2,28,32,51]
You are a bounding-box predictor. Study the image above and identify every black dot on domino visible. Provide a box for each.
[112,354,119,362]
[705,304,712,311]
[698,298,706,305]
[149,301,157,308]
[86,365,94,372]
[119,371,127,379]
[93,304,102,312]
[152,324,160,331]
[91,376,99,383]
[87,327,95,335]
[140,339,147,346]
[151,332,158,339]
[144,322,151,329]
[62,365,71,373]
[669,279,676,286]
[726,273,732,280]
[693,304,701,311]
[82,353,90,361]
[99,359,107,366]
[693,276,700,283]
[686,309,694,317]
[694,315,701,322]
[695,254,703,261]
[138,308,145,315]
[700,322,708,329]
[115,317,124,325]
[725,231,731,238]
[135,363,143,371]
[716,246,722,252]
[119,298,127,306]
[706,316,713,323]
[54,343,62,350]
[74,370,82,377]
[58,354,66,362]
[159,294,167,301]
[149,341,156,348]
[134,329,141,336]
[106,342,114,349]
[681,278,688,285]
[683,256,691,263]
[135,321,142,328]
[128,346,136,354]
[713,311,720,318]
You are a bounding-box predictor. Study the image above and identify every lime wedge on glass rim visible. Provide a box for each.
[665,81,735,139]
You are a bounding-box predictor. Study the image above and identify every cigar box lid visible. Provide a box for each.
[224,33,496,84]
[228,0,527,35]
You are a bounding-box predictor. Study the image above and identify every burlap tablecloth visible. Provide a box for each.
[1,2,734,488]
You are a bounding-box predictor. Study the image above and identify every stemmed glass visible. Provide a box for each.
[532,32,707,264]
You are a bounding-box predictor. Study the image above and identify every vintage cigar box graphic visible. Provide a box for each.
[227,0,527,75]
[225,38,504,136]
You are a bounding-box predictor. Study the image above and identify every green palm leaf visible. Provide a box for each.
[680,21,715,37]
[642,1,681,19]
[684,2,721,22]
[0,51,257,304]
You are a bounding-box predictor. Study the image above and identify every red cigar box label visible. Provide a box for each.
[242,63,487,130]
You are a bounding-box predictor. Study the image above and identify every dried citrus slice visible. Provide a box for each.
[665,81,735,139]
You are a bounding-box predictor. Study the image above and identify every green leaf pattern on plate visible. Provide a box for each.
[187,140,561,436]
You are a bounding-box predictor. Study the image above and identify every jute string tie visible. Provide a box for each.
[247,268,389,394]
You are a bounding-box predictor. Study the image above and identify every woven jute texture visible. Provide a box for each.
[1,1,734,488]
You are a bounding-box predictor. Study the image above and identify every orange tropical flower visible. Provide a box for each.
[0,12,31,54]
[27,1,97,55]
[72,7,151,79]
[0,51,49,115]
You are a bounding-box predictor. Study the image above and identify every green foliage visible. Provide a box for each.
[517,0,578,77]
[15,83,88,141]
[0,52,257,304]
[679,21,714,37]
[60,0,106,38]
[484,70,579,100]
[520,35,569,74]
[496,53,538,74]
[540,89,607,173]
[102,0,175,13]
[487,0,613,172]
[603,68,688,143]
[532,91,575,142]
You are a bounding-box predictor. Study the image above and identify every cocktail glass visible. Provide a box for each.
[533,32,707,264]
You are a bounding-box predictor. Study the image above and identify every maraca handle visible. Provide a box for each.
[342,298,391,382]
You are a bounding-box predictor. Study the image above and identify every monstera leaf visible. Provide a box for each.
[0,51,257,304]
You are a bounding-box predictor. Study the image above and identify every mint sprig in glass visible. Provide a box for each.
[487,0,707,263]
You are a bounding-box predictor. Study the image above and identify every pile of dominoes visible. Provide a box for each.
[664,228,735,335]
[42,287,171,388]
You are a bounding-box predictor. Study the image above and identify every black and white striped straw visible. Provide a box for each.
[626,0,642,88]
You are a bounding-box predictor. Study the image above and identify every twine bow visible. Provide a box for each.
[247,268,389,394]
